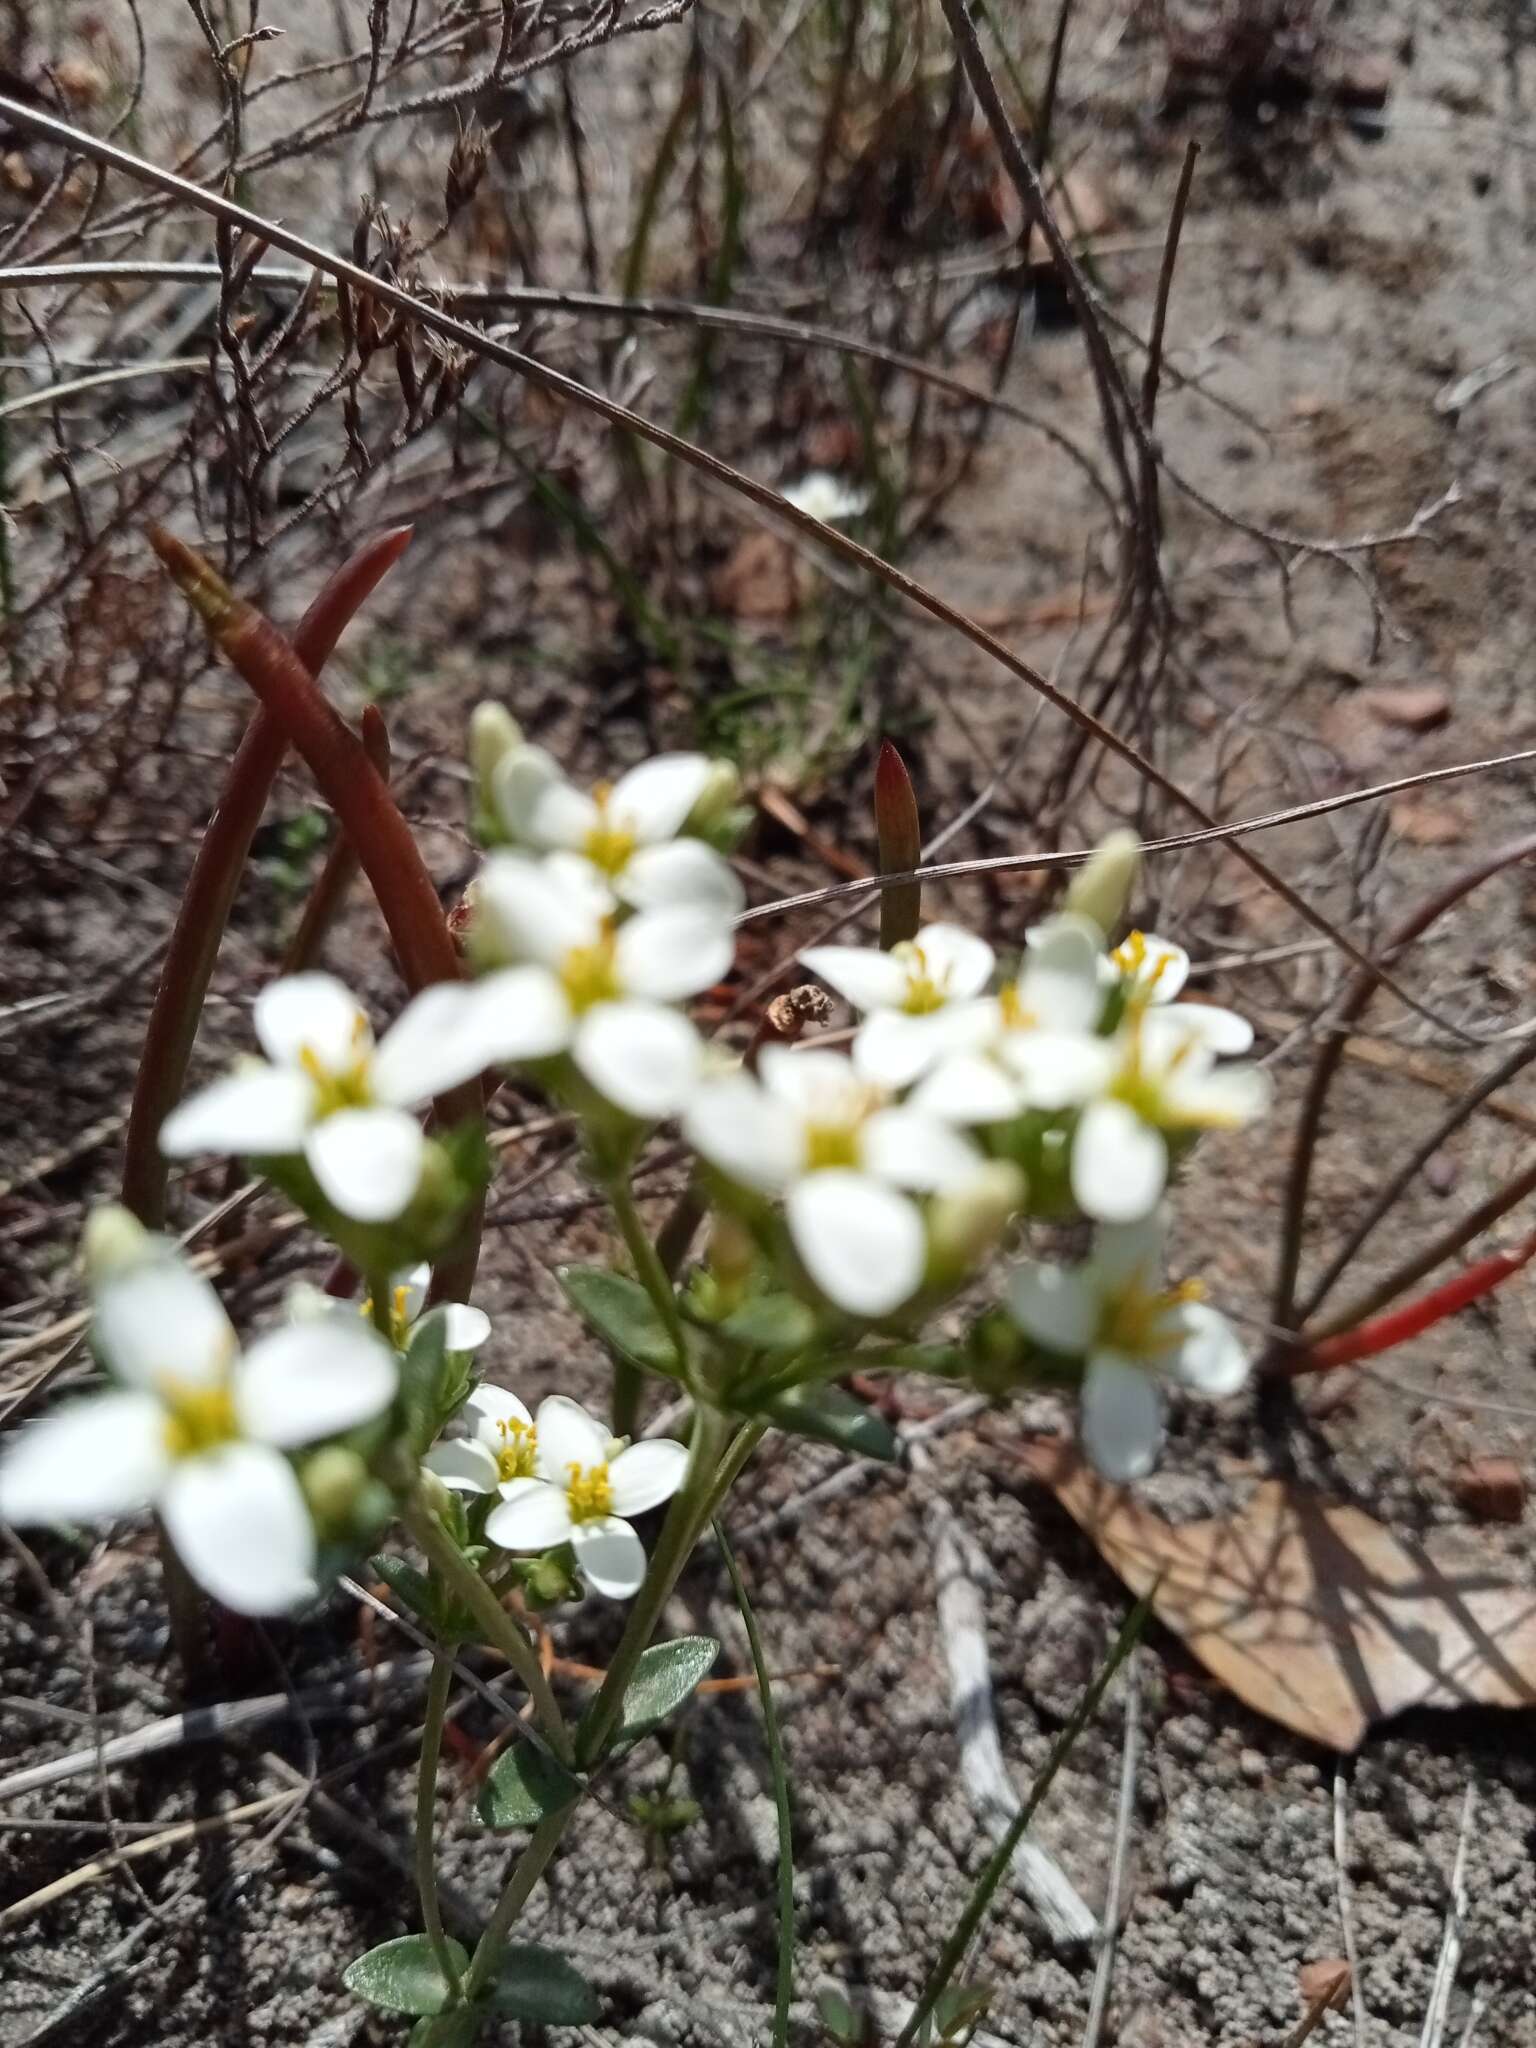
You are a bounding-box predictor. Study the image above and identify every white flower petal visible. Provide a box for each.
[571,1515,647,1598]
[235,1320,396,1449]
[852,1004,998,1090]
[1007,1261,1100,1356]
[95,1259,237,1391]
[305,1107,427,1223]
[423,1438,501,1493]
[861,1108,980,1192]
[0,1391,170,1524]
[1071,1098,1167,1222]
[474,853,600,968]
[910,923,995,999]
[494,746,596,851]
[1080,1354,1163,1482]
[159,1064,317,1159]
[255,973,371,1073]
[371,974,569,1104]
[465,1384,534,1440]
[1162,1059,1271,1130]
[999,1030,1117,1111]
[615,907,733,1003]
[442,1303,492,1352]
[757,1045,869,1120]
[1087,1212,1168,1291]
[1170,1302,1250,1397]
[786,1171,925,1318]
[607,1438,688,1517]
[1118,932,1189,1002]
[683,1073,801,1190]
[485,1478,574,1551]
[1159,1002,1253,1056]
[798,945,909,1013]
[908,1051,1025,1125]
[611,753,713,842]
[1017,917,1107,1036]
[574,1002,702,1120]
[161,1444,318,1613]
[620,838,744,918]
[533,1395,610,1479]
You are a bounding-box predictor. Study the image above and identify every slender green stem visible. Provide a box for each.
[404,1497,570,1760]
[576,1405,739,1769]
[893,1591,1152,2048]
[607,1175,689,1359]
[415,1649,464,2002]
[717,1522,793,2048]
[462,1808,570,2002]
[368,1275,395,1342]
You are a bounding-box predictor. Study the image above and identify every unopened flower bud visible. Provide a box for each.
[302,1445,370,1529]
[524,1551,578,1607]
[469,701,522,810]
[1063,829,1140,939]
[927,1162,1025,1278]
[83,1203,151,1286]
[683,759,741,838]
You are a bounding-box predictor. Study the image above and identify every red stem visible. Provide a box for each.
[1287,1232,1536,1374]
[122,528,413,1227]
[875,738,921,950]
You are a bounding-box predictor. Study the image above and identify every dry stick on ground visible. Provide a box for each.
[914,1440,1098,1947]
[1079,1649,1140,2048]
[1421,1783,1477,2048]
[1333,1766,1369,2048]
[0,96,1477,1047]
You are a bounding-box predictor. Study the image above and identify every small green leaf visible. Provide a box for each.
[343,1935,469,2015]
[408,2010,480,2048]
[369,1554,435,1623]
[763,1383,899,1463]
[484,1943,600,2025]
[615,1635,719,1748]
[475,1741,582,1832]
[399,1309,449,1455]
[815,1982,866,2044]
[558,1266,678,1376]
[719,1294,818,1355]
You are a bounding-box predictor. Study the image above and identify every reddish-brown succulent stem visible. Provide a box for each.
[122,528,413,1228]
[874,739,921,950]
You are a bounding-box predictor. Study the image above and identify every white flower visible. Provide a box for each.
[159,972,517,1224]
[683,1045,983,1317]
[780,470,869,524]
[492,748,743,918]
[1007,1211,1247,1481]
[465,853,730,1119]
[1068,1008,1269,1225]
[288,1265,490,1355]
[1101,927,1253,1056]
[0,1254,395,1613]
[800,923,998,1090]
[476,1394,688,1599]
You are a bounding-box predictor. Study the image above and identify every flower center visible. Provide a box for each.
[494,1417,538,1483]
[581,785,639,879]
[565,1460,613,1523]
[358,1283,413,1349]
[558,924,623,1013]
[160,1379,239,1459]
[998,984,1038,1034]
[1099,1273,1205,1361]
[298,1022,375,1117]
[894,942,950,1015]
[1110,930,1175,1003]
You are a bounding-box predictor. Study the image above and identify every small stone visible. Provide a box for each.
[1453,1456,1526,1524]
[1361,684,1452,730]
[1239,1747,1267,1782]
[1331,57,1392,110]
[1423,1151,1459,1195]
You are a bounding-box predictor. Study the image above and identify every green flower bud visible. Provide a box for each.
[83,1203,151,1286]
[926,1162,1025,1281]
[468,701,523,842]
[523,1550,578,1608]
[1063,829,1140,939]
[302,1445,370,1530]
[683,759,742,840]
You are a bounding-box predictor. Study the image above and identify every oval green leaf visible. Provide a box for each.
[718,1294,818,1355]
[763,1383,899,1463]
[343,1935,470,2015]
[408,2010,481,2048]
[616,1635,720,1748]
[475,1741,582,1832]
[485,1943,601,2025]
[557,1266,678,1375]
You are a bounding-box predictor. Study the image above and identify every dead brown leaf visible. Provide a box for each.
[710,531,803,620]
[1018,1438,1536,1750]
[1390,797,1466,845]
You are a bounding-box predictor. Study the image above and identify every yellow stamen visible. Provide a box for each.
[581,783,639,878]
[1099,1271,1204,1359]
[558,923,623,1012]
[894,941,949,1016]
[160,1380,238,1459]
[566,1460,613,1523]
[297,1024,375,1117]
[1110,930,1175,1001]
[803,1121,863,1171]
[999,984,1037,1033]
[494,1417,538,1483]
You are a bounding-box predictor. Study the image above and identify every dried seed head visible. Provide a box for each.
[445,119,491,219]
[765,984,833,1042]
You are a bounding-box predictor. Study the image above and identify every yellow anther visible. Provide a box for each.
[581,785,639,879]
[894,941,949,1016]
[803,1121,862,1172]
[1111,930,1174,1003]
[999,984,1036,1033]
[298,1041,374,1116]
[495,1418,538,1483]
[558,924,623,1013]
[160,1380,238,1459]
[1100,1271,1204,1359]
[565,1461,614,1523]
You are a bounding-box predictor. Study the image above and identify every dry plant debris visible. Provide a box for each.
[1019,1438,1536,1751]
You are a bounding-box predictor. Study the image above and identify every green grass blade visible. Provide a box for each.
[716,1521,794,2048]
[893,1589,1153,2048]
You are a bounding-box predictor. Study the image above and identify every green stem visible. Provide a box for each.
[404,1497,570,1760]
[368,1275,395,1341]
[415,1649,464,2002]
[461,1809,569,2003]
[604,1172,691,1430]
[576,1408,761,1770]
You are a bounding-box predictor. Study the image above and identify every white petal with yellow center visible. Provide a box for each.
[370,974,566,1102]
[474,853,604,969]
[494,746,598,850]
[424,1438,502,1493]
[94,1258,235,1392]
[160,1442,318,1615]
[683,1072,801,1190]
[234,1320,396,1449]
[614,906,733,1003]
[859,1107,981,1192]
[908,1051,1026,1125]
[485,1476,575,1550]
[570,1517,647,1598]
[606,1438,688,1517]
[853,1003,1000,1090]
[256,972,372,1072]
[1071,1098,1168,1222]
[533,1395,609,1480]
[611,753,714,842]
[159,1064,317,1159]
[1168,1301,1248,1396]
